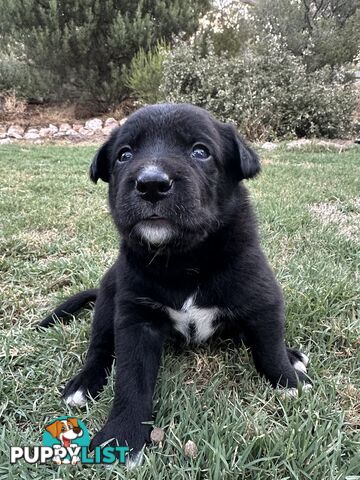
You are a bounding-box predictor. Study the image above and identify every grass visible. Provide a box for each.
[0,143,359,480]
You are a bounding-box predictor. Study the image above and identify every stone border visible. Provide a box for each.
[261,138,357,151]
[1,118,357,149]
[0,117,127,144]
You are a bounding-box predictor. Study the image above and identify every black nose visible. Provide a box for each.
[135,168,173,202]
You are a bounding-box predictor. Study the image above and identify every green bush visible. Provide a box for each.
[0,54,50,100]
[0,0,211,105]
[160,40,355,139]
[254,0,360,72]
[126,41,169,105]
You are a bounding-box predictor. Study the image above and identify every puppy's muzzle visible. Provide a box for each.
[135,167,173,203]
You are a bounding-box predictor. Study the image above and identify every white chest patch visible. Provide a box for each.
[166,296,218,343]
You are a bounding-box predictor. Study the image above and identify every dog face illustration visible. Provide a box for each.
[45,418,83,447]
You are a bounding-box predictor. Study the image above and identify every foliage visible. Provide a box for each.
[161,40,355,139]
[0,53,50,101]
[0,0,210,105]
[126,41,170,105]
[253,0,360,71]
[195,1,254,57]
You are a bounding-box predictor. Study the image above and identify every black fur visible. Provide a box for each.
[39,289,98,327]
[40,104,310,461]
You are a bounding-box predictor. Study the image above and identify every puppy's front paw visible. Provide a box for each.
[89,415,151,468]
[63,367,108,407]
[287,347,309,374]
[278,351,312,396]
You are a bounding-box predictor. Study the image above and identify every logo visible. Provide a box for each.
[10,416,129,465]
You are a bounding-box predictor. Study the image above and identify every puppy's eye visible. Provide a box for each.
[117,147,133,162]
[191,144,210,161]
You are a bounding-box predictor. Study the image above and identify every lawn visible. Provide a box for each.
[0,143,359,479]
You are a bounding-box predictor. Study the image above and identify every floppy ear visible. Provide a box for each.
[90,141,113,184]
[67,418,79,428]
[226,124,261,180]
[45,420,62,438]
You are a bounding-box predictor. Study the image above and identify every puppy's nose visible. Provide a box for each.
[135,168,173,202]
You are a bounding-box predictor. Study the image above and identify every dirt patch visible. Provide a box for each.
[15,229,65,248]
[309,199,360,243]
[0,99,135,128]
[338,382,360,430]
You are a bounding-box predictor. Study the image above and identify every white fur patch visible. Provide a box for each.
[294,360,307,373]
[138,224,173,245]
[64,389,87,407]
[167,295,218,343]
[126,451,144,469]
[299,352,309,366]
[282,383,312,398]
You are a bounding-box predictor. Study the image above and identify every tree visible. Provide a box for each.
[0,0,210,105]
[253,0,360,71]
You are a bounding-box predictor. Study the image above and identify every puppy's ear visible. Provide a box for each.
[226,124,261,180]
[90,141,113,184]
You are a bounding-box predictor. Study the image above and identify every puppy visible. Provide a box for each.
[40,104,311,464]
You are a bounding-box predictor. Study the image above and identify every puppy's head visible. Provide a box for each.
[90,104,260,252]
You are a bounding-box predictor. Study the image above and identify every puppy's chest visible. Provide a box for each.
[166,295,219,343]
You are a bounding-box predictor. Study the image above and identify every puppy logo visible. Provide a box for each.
[42,416,90,464]
[11,415,128,465]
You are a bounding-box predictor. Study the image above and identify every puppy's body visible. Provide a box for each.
[40,104,310,461]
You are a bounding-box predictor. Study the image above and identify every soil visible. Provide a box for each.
[0,99,136,128]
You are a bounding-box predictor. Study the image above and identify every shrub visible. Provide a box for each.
[253,0,360,72]
[1,91,27,115]
[126,41,170,105]
[0,53,50,101]
[0,0,211,106]
[160,40,355,139]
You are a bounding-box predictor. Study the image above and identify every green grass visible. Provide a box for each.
[0,143,359,479]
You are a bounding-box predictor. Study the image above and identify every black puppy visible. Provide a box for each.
[40,104,311,465]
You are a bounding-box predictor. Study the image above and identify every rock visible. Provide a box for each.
[48,124,59,135]
[79,127,95,136]
[7,125,25,139]
[150,427,165,443]
[53,131,67,138]
[65,128,80,137]
[0,137,13,144]
[261,142,278,151]
[0,127,7,139]
[102,124,118,136]
[286,139,312,149]
[315,140,351,150]
[183,440,198,458]
[39,127,52,137]
[104,117,118,127]
[119,117,127,126]
[85,118,103,130]
[24,131,41,140]
[72,123,83,132]
[59,122,72,132]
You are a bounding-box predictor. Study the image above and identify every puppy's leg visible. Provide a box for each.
[243,305,311,390]
[90,305,165,466]
[63,267,116,407]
